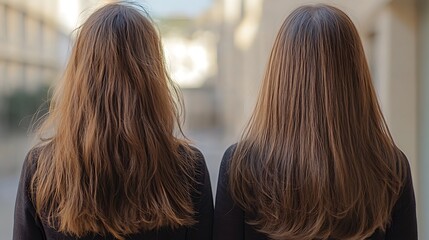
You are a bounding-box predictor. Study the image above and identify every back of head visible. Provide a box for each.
[230,4,406,240]
[31,2,196,239]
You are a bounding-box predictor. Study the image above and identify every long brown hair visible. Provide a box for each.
[30,2,197,239]
[230,4,406,240]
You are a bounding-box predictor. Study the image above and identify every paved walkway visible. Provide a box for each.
[0,133,31,240]
[0,174,19,239]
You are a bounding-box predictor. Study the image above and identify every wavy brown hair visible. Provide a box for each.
[30,2,197,239]
[230,4,406,240]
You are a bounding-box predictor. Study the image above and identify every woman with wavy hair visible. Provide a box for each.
[13,2,213,240]
[214,4,417,240]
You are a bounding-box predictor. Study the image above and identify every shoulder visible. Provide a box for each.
[16,147,45,210]
[185,146,212,204]
[184,145,205,171]
[399,150,413,186]
[19,145,53,196]
[391,149,415,210]
[21,147,44,182]
[396,150,413,186]
[181,145,208,184]
[179,144,203,159]
[384,150,417,238]
[189,145,205,162]
[217,144,238,181]
[221,144,237,166]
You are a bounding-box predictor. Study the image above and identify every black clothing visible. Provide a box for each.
[214,145,418,240]
[14,147,213,240]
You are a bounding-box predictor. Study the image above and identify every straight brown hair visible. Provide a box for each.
[30,2,197,239]
[230,4,406,240]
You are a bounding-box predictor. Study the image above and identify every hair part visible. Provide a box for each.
[30,3,197,239]
[230,4,406,240]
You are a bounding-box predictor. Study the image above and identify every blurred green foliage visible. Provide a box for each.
[0,85,50,132]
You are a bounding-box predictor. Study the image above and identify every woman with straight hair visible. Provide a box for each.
[13,2,213,240]
[214,4,417,240]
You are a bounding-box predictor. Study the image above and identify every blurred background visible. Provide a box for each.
[0,0,427,239]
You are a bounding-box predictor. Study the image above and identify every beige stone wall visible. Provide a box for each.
[417,0,429,237]
[0,0,101,95]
